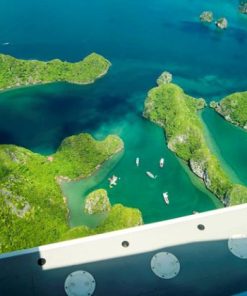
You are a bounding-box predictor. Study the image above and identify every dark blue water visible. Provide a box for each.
[1,0,246,98]
[0,0,247,150]
[0,0,246,224]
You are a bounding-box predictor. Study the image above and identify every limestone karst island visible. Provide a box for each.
[211,91,247,130]
[0,52,111,91]
[144,78,247,206]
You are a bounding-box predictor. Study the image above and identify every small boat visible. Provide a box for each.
[2,42,10,46]
[163,192,169,205]
[136,157,140,167]
[108,175,118,188]
[146,171,157,179]
[160,158,165,168]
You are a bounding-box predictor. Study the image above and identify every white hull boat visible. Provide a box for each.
[146,171,157,179]
[163,192,169,205]
[136,157,140,167]
[108,175,118,187]
[160,158,165,168]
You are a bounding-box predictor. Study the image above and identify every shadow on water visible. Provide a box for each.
[0,81,134,152]
[0,129,15,144]
[180,20,247,45]
[180,21,213,34]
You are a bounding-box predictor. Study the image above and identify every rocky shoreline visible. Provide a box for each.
[0,65,110,93]
[144,78,247,206]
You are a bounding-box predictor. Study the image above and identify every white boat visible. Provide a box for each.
[163,192,169,205]
[2,42,10,46]
[108,175,118,187]
[146,171,157,179]
[160,158,165,168]
[136,157,140,167]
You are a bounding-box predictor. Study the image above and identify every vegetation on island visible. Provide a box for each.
[199,11,228,30]
[157,71,173,85]
[0,52,111,91]
[209,101,218,109]
[84,189,111,214]
[239,1,247,14]
[144,81,247,205]
[200,11,214,23]
[211,91,247,130]
[215,17,228,29]
[0,133,141,253]
[97,204,143,233]
[61,204,143,241]
[53,134,123,179]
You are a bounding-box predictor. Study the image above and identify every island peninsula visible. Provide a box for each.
[211,91,247,130]
[0,52,111,91]
[144,79,247,206]
[0,133,142,253]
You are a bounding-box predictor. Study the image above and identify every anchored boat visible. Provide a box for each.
[136,157,140,167]
[160,158,165,168]
[163,192,169,205]
[108,175,118,188]
[146,171,157,179]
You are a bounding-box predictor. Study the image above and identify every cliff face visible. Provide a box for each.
[189,158,206,179]
[144,81,247,205]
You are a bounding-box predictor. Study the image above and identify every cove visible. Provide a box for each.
[0,77,222,227]
[61,111,222,228]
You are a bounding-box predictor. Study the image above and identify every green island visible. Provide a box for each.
[210,91,247,130]
[239,1,247,14]
[144,80,247,206]
[61,204,143,241]
[0,133,143,253]
[84,189,111,214]
[0,52,111,91]
[199,11,214,23]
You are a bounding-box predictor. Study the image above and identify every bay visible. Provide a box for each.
[0,0,246,227]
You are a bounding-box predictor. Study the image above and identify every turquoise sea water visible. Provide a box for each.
[0,0,246,226]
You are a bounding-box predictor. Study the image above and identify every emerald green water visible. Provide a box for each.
[62,111,221,227]
[62,152,124,228]
[202,108,247,186]
[200,110,242,184]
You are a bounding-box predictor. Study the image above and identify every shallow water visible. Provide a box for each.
[0,0,246,226]
[61,115,221,227]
